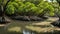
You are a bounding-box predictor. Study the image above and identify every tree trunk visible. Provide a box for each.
[0,4,5,23]
[0,0,11,23]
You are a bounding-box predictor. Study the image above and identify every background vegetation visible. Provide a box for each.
[0,0,56,17]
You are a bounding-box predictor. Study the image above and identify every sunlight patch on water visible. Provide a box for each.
[26,26,56,33]
[8,27,21,32]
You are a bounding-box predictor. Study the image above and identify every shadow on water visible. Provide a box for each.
[6,31,23,34]
[0,26,5,34]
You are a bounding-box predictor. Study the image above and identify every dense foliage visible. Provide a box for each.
[4,0,55,17]
[37,1,54,16]
[1,0,60,17]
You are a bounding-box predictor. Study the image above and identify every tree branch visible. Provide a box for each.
[4,0,11,11]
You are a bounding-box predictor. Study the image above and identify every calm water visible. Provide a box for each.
[4,20,60,34]
[22,29,60,34]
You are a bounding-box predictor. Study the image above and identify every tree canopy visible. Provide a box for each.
[4,0,54,16]
[0,0,58,17]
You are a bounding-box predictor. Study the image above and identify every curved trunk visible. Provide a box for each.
[0,0,10,23]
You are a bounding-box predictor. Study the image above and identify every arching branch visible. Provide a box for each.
[4,0,11,11]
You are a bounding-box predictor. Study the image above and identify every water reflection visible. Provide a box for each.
[5,22,60,34]
[22,29,60,34]
[23,29,35,34]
